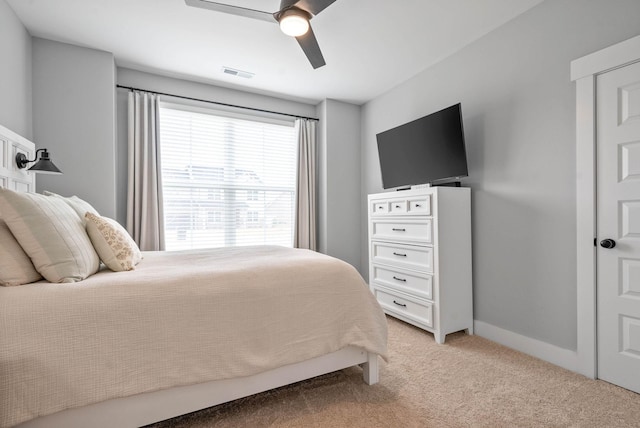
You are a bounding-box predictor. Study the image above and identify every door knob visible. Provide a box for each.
[600,239,616,249]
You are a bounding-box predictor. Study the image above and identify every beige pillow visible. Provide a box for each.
[85,212,142,272]
[0,219,42,286]
[0,188,100,283]
[43,191,99,223]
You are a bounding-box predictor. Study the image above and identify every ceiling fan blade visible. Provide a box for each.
[184,0,276,23]
[293,0,337,16]
[295,25,326,69]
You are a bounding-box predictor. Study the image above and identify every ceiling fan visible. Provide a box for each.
[184,0,337,69]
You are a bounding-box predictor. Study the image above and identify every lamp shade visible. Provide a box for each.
[29,158,63,174]
[279,10,309,37]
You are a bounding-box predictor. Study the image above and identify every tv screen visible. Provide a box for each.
[376,103,468,189]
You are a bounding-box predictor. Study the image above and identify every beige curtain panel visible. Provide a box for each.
[126,91,165,251]
[294,118,317,251]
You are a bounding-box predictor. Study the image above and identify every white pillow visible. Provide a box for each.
[0,219,42,286]
[85,212,142,272]
[0,188,100,283]
[43,191,99,223]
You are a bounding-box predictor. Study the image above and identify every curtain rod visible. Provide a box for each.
[116,85,319,121]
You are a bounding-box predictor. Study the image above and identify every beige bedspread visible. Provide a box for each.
[0,246,387,427]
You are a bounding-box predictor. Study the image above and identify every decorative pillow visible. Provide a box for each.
[85,212,142,272]
[0,219,42,286]
[0,188,100,283]
[43,191,99,223]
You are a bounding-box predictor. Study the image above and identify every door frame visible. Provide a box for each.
[571,35,640,379]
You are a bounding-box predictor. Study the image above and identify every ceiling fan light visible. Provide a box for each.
[279,13,309,37]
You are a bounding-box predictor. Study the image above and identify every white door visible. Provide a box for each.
[596,60,640,393]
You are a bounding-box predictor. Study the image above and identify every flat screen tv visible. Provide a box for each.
[376,103,468,189]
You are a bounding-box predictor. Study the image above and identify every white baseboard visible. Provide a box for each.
[474,320,579,373]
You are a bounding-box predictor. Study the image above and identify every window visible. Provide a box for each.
[159,105,297,251]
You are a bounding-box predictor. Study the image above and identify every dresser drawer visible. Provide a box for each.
[372,264,432,300]
[407,196,431,215]
[371,219,432,244]
[371,241,433,272]
[389,200,407,214]
[371,201,389,215]
[373,287,433,328]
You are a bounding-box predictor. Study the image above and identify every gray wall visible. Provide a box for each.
[0,0,32,139]
[317,99,362,270]
[32,38,117,218]
[115,68,319,225]
[360,0,640,351]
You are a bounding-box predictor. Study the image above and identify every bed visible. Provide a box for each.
[0,125,388,428]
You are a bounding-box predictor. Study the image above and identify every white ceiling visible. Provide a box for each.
[7,0,544,105]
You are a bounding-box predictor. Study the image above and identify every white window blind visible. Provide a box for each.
[158,105,297,251]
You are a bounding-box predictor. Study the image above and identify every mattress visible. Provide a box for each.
[0,246,388,427]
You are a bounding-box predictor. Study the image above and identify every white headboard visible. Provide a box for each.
[0,124,35,192]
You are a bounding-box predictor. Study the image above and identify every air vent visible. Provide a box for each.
[221,67,254,79]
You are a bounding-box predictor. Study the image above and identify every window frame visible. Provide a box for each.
[158,100,297,250]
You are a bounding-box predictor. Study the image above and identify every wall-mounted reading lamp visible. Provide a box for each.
[16,149,63,174]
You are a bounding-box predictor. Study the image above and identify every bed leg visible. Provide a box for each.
[361,353,379,385]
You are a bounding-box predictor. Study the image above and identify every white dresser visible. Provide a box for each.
[368,187,473,343]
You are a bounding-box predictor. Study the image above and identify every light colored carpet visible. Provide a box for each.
[149,316,640,427]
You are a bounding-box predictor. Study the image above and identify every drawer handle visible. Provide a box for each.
[395,205,401,208]
[415,204,421,207]
[392,228,406,232]
[392,276,407,282]
[392,252,407,257]
[393,300,407,308]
